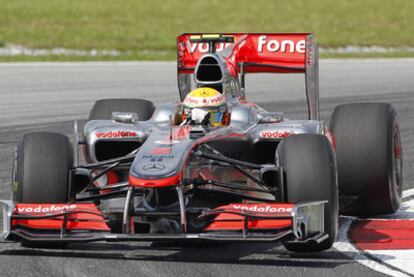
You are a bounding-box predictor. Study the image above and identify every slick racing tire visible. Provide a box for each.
[329,103,402,216]
[277,134,338,252]
[89,98,155,121]
[13,132,74,203]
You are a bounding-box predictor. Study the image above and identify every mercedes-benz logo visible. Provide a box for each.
[142,163,165,172]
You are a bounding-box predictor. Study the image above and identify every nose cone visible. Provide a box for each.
[129,127,192,187]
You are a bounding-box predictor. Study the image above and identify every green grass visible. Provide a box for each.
[0,0,413,61]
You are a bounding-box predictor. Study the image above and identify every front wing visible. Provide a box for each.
[0,200,328,244]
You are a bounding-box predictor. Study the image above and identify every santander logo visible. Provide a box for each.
[231,204,292,213]
[15,204,78,214]
[96,130,137,138]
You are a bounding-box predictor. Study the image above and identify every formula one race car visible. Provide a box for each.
[0,33,403,252]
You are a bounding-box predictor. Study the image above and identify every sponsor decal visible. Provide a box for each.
[143,155,174,159]
[210,94,225,104]
[151,147,172,155]
[191,88,219,98]
[260,131,295,138]
[186,36,305,54]
[257,36,306,53]
[14,204,78,214]
[143,154,174,162]
[184,94,225,108]
[95,130,137,138]
[231,204,292,213]
[183,97,200,105]
[187,42,233,53]
[142,163,165,172]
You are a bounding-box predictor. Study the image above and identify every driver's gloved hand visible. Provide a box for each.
[190,108,210,125]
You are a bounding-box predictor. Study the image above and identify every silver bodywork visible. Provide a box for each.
[83,101,327,199]
[83,102,326,163]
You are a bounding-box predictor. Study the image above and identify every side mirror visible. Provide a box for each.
[112,112,139,124]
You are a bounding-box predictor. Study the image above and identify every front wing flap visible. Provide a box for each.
[0,200,328,244]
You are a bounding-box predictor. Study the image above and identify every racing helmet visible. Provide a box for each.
[181,87,230,127]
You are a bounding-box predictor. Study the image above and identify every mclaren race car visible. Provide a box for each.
[0,33,403,252]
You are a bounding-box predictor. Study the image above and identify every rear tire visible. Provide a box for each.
[89,98,155,120]
[13,132,73,203]
[277,134,338,252]
[329,103,402,216]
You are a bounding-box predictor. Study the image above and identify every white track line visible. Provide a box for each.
[334,217,409,277]
[403,188,414,199]
[333,189,414,277]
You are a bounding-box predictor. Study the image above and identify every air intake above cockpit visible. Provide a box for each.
[195,56,223,83]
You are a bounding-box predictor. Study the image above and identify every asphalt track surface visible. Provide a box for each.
[0,59,413,277]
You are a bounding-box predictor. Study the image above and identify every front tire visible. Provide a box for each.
[329,103,402,216]
[277,134,338,252]
[13,132,73,203]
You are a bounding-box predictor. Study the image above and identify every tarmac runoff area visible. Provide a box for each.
[335,189,414,277]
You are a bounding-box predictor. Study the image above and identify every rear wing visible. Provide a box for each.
[177,33,319,120]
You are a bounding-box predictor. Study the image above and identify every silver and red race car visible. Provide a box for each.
[0,33,403,252]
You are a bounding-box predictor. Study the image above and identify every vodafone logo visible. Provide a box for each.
[187,42,232,54]
[15,204,78,214]
[185,37,305,54]
[96,130,137,138]
[184,93,225,107]
[184,97,200,105]
[260,131,295,138]
[258,36,306,53]
[231,204,292,213]
[210,94,225,104]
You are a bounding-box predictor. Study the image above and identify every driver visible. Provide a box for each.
[178,87,230,127]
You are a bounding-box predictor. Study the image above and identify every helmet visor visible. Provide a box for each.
[209,111,224,126]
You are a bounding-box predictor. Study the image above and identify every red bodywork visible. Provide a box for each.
[129,174,182,188]
[204,203,294,231]
[12,203,110,231]
[177,33,311,77]
[11,203,294,234]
